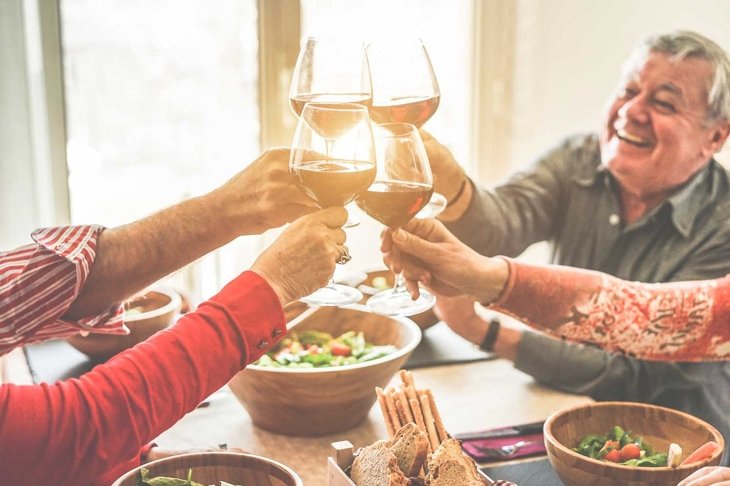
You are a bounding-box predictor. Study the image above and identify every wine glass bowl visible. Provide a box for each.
[289,37,372,118]
[366,38,440,128]
[291,102,376,209]
[356,123,435,316]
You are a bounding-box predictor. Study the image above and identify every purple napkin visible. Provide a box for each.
[461,432,546,463]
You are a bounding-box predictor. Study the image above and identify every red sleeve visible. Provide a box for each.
[491,258,730,362]
[0,225,125,355]
[0,270,285,486]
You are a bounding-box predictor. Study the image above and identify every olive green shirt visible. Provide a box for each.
[447,133,730,462]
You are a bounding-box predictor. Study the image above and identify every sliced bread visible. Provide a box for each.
[351,440,410,486]
[387,423,430,477]
[426,438,485,486]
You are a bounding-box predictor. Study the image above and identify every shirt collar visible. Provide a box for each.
[665,161,716,238]
[571,155,717,238]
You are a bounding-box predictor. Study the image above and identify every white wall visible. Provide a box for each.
[510,0,730,173]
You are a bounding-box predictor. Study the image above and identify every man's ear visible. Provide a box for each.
[708,120,730,154]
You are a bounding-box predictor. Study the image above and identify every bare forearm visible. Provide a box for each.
[65,192,235,319]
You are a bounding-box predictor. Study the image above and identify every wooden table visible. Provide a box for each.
[154,359,592,485]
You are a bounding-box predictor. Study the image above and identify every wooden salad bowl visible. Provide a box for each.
[112,451,302,486]
[544,401,724,486]
[228,304,421,436]
[67,287,182,361]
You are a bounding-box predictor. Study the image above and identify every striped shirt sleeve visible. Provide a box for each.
[0,225,125,356]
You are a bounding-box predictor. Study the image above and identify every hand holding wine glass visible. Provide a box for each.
[290,102,376,306]
[356,123,435,316]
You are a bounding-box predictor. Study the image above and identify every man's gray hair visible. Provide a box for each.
[633,30,730,122]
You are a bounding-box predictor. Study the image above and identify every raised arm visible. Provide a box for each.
[491,258,730,362]
[66,148,316,319]
[0,208,346,486]
[387,218,730,362]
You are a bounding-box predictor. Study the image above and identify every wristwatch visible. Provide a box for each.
[479,318,501,352]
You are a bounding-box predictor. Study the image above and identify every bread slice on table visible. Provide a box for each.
[351,440,409,486]
[426,438,485,486]
[388,423,430,477]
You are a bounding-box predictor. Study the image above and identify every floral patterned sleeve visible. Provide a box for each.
[490,258,730,361]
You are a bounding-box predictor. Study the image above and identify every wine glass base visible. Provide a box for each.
[342,216,360,228]
[366,287,435,316]
[300,283,363,306]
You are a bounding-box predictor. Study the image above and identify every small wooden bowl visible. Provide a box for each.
[67,287,182,361]
[228,304,421,436]
[544,401,725,486]
[360,269,439,330]
[112,451,302,486]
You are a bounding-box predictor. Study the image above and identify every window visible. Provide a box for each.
[60,0,262,300]
[53,0,480,294]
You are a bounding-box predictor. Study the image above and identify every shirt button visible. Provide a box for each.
[609,214,620,226]
[257,340,269,349]
[271,328,282,338]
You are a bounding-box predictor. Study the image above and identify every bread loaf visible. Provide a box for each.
[389,423,429,477]
[351,440,409,486]
[426,438,485,486]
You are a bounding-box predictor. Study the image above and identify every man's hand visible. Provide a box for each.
[419,131,472,221]
[251,207,347,305]
[382,218,508,304]
[420,131,465,201]
[213,148,318,236]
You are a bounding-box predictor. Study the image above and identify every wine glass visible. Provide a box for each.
[366,37,445,217]
[290,36,372,226]
[290,36,372,117]
[356,123,435,316]
[290,102,376,306]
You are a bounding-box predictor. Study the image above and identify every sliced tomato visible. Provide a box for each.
[330,342,351,357]
[619,443,641,461]
[599,440,619,454]
[603,449,621,463]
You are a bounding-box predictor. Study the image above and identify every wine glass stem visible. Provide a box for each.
[393,272,408,294]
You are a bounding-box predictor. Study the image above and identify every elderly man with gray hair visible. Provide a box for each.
[422,30,730,463]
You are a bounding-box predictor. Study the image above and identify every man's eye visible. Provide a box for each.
[653,100,676,113]
[618,88,637,100]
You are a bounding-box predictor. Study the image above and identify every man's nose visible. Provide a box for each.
[617,95,650,124]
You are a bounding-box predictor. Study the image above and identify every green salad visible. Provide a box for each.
[136,467,241,486]
[574,425,668,467]
[255,330,397,368]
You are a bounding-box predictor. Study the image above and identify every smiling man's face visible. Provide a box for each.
[600,50,726,198]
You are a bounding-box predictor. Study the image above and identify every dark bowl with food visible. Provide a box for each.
[67,287,182,361]
[112,451,302,486]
